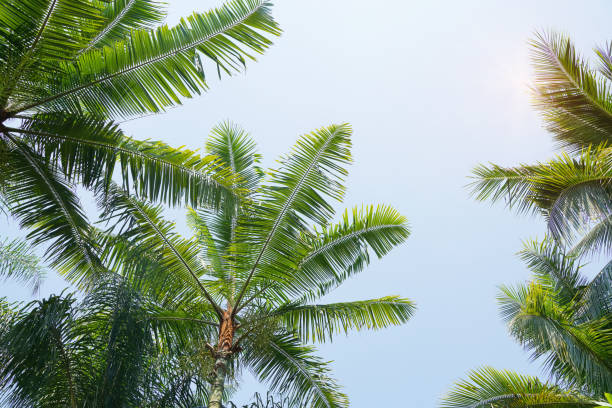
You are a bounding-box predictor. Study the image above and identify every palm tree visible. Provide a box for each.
[0,280,217,407]
[448,31,612,408]
[0,0,280,282]
[92,122,415,408]
[470,32,612,258]
[441,239,612,407]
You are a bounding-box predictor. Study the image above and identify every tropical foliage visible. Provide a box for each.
[227,392,291,408]
[470,32,612,258]
[0,238,45,293]
[87,122,415,408]
[0,0,280,280]
[441,239,612,407]
[445,31,612,408]
[0,282,215,408]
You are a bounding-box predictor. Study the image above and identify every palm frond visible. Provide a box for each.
[531,31,612,151]
[206,120,262,192]
[0,237,45,293]
[518,238,586,305]
[12,0,281,118]
[470,147,612,250]
[2,132,100,279]
[0,293,88,408]
[469,162,538,213]
[98,184,224,316]
[274,296,415,343]
[277,204,410,301]
[242,332,349,408]
[498,283,612,395]
[570,213,612,257]
[75,0,167,57]
[577,260,612,322]
[441,366,598,408]
[233,123,353,310]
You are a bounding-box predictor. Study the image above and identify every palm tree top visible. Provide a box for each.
[94,121,415,408]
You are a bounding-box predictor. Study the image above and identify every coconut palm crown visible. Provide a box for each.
[0,0,280,282]
[95,122,415,408]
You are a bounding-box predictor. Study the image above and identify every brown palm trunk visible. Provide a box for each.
[208,307,235,408]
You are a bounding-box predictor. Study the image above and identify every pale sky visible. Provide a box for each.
[2,1,611,406]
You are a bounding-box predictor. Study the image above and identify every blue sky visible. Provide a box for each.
[2,0,611,406]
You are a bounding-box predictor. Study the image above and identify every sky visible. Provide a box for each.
[2,0,612,406]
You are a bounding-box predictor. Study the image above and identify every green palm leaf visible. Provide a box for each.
[470,147,612,255]
[578,260,612,322]
[531,31,612,152]
[441,366,599,408]
[0,238,45,293]
[11,0,280,118]
[3,132,100,278]
[274,296,415,343]
[98,184,225,316]
[233,123,353,310]
[242,332,349,408]
[75,0,167,57]
[518,238,586,305]
[11,112,241,207]
[498,282,612,395]
[272,204,411,301]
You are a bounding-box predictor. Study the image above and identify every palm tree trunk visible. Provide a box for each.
[208,354,228,408]
[209,307,235,408]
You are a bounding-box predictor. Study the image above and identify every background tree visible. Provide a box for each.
[93,122,415,408]
[0,280,218,408]
[0,0,280,284]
